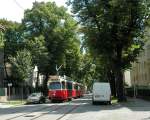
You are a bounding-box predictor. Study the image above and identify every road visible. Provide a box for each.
[0,94,150,120]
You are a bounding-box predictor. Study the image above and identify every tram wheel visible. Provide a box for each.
[68,98,72,101]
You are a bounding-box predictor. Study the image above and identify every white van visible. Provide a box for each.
[92,82,111,104]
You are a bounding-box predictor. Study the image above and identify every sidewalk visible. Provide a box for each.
[0,103,13,108]
[0,100,26,108]
[119,97,150,108]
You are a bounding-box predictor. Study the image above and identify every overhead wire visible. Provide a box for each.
[13,0,24,10]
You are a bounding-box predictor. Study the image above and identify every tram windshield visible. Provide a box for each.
[49,82,61,90]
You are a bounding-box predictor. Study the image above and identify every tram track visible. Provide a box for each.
[5,103,63,120]
[29,104,79,120]
[55,105,79,120]
[5,101,80,120]
[29,104,68,120]
[5,105,51,120]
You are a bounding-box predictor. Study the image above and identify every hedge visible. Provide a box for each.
[0,88,5,96]
[126,86,150,100]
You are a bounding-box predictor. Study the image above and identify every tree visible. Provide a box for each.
[0,19,23,58]
[22,1,81,95]
[25,35,49,89]
[0,19,25,83]
[9,49,33,86]
[61,40,81,81]
[0,27,4,49]
[68,0,150,101]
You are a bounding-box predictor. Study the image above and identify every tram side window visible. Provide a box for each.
[67,82,72,90]
[49,82,61,90]
[62,81,66,89]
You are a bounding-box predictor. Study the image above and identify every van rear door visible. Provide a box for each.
[92,82,111,103]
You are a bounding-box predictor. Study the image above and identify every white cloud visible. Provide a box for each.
[0,0,67,22]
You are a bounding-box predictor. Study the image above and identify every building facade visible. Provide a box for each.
[32,66,44,88]
[125,40,150,87]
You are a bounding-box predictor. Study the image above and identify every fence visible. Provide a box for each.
[0,88,5,96]
[8,86,35,100]
[0,88,7,102]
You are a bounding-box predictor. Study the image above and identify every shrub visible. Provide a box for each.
[126,86,150,100]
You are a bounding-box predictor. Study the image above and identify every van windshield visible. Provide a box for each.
[49,82,61,90]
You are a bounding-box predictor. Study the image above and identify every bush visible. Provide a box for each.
[126,86,150,100]
[0,88,6,96]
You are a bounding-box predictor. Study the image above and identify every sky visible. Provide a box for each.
[0,0,67,22]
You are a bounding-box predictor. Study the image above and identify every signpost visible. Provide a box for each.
[8,83,12,103]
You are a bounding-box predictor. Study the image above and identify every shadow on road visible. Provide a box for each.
[0,94,150,116]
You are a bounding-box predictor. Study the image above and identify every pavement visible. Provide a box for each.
[0,95,150,120]
[0,98,50,109]
[0,103,13,108]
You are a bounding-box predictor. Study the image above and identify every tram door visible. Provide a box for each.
[67,82,73,100]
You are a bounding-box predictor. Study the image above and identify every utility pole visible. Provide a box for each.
[133,78,137,99]
[8,83,12,103]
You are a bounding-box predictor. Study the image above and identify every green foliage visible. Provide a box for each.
[22,1,81,76]
[61,40,81,80]
[126,86,150,100]
[69,0,150,70]
[0,88,5,96]
[68,0,150,101]
[9,49,33,85]
[0,31,4,49]
[0,19,28,85]
[0,2,82,90]
[76,53,95,88]
[25,35,49,74]
[0,19,25,61]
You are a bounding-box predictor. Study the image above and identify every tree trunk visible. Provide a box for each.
[4,40,9,86]
[115,69,126,101]
[115,45,126,102]
[4,61,9,85]
[42,73,49,96]
[109,71,116,97]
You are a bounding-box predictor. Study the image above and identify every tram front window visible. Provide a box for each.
[49,82,61,90]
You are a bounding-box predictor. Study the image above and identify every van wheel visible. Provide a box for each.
[51,99,55,103]
[107,101,111,105]
[92,101,96,105]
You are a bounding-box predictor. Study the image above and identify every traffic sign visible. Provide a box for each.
[8,83,12,87]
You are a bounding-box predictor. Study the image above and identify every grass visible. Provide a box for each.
[5,100,26,106]
[111,96,118,104]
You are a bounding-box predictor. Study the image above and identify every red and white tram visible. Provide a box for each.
[47,76,84,102]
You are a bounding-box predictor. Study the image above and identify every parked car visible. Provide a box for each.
[92,82,111,105]
[26,92,46,104]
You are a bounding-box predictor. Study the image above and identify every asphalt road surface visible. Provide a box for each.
[0,94,150,120]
